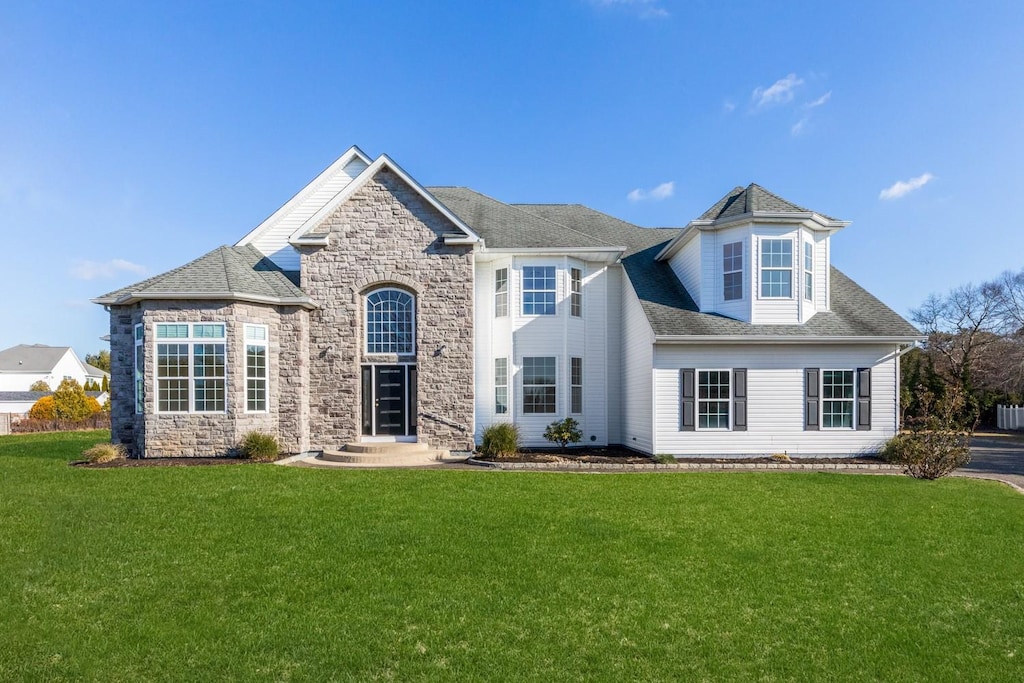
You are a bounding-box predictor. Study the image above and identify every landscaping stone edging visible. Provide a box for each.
[466,458,903,472]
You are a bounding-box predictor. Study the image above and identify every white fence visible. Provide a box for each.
[0,413,11,435]
[997,404,1024,431]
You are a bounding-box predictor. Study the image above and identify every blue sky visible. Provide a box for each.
[2,0,1022,358]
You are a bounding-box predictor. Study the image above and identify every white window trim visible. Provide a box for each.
[696,368,732,431]
[758,237,794,300]
[521,265,557,317]
[821,368,856,430]
[570,356,583,414]
[364,287,416,355]
[153,322,228,414]
[722,241,744,302]
[804,241,814,302]
[570,267,582,318]
[495,267,509,318]
[494,357,509,415]
[521,355,557,414]
[244,324,269,414]
[134,323,143,415]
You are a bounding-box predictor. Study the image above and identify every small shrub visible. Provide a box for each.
[884,384,973,480]
[239,431,280,461]
[653,453,676,464]
[543,417,582,450]
[28,380,51,392]
[480,423,520,458]
[28,395,56,420]
[52,378,97,420]
[81,442,126,464]
[770,453,793,463]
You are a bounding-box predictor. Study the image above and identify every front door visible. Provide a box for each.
[361,365,416,437]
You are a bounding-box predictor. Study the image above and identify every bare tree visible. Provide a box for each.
[911,283,1004,388]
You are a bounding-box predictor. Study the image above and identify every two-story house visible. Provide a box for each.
[94,146,922,458]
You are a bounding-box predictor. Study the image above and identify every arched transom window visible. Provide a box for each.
[365,288,415,354]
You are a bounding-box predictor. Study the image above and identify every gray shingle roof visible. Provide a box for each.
[95,245,312,308]
[0,345,70,373]
[699,183,837,222]
[0,391,106,402]
[427,188,621,249]
[508,203,918,339]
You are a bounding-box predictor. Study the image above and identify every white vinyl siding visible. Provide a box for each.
[474,256,610,448]
[653,344,899,456]
[622,277,654,453]
[667,235,701,307]
[247,156,368,270]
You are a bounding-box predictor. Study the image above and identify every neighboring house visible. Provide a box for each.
[0,344,109,392]
[0,390,110,417]
[95,146,922,458]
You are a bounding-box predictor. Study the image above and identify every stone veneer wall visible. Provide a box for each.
[109,300,309,457]
[300,167,476,451]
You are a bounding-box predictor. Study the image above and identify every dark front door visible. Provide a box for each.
[374,365,407,436]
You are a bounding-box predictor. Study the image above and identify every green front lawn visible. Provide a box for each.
[2,430,1023,681]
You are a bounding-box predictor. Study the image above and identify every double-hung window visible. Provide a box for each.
[698,370,730,429]
[156,323,226,413]
[494,357,508,414]
[570,357,583,414]
[760,239,793,298]
[822,370,854,428]
[804,242,814,301]
[570,267,582,317]
[522,266,556,315]
[245,324,268,412]
[134,324,144,414]
[522,356,556,413]
[495,268,508,317]
[723,242,743,301]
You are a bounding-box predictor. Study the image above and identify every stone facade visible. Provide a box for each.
[108,167,475,457]
[109,300,310,457]
[301,167,476,451]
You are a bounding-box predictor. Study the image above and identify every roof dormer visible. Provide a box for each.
[656,184,850,325]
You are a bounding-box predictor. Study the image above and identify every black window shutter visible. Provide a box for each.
[857,367,871,431]
[804,368,820,430]
[680,368,695,431]
[733,368,747,431]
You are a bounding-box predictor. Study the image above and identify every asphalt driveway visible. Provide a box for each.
[958,432,1024,491]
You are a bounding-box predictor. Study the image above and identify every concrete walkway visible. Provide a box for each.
[956,432,1024,492]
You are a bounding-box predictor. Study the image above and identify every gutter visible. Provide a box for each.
[653,335,925,345]
[91,291,319,310]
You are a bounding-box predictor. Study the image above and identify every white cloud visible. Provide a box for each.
[806,91,832,108]
[70,258,147,280]
[879,173,935,200]
[722,100,736,114]
[791,117,808,136]
[627,181,675,202]
[589,0,669,19]
[752,73,804,108]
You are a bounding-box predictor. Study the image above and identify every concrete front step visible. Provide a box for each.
[319,442,453,467]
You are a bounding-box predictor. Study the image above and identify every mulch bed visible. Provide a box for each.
[473,446,884,465]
